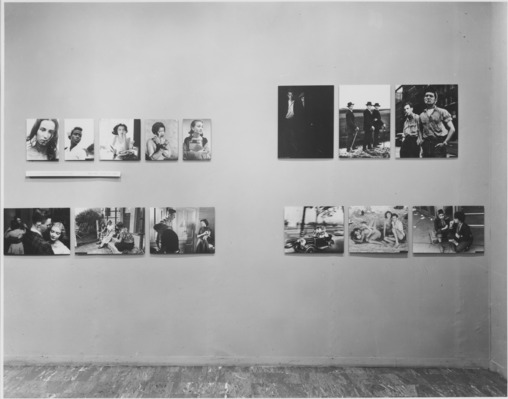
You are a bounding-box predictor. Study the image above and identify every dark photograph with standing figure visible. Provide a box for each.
[413,206,484,254]
[74,207,145,255]
[278,85,334,159]
[26,118,60,161]
[349,206,409,253]
[149,207,215,254]
[338,85,391,159]
[4,208,71,255]
[395,85,458,158]
[144,119,178,161]
[284,206,344,254]
[99,119,141,161]
[182,119,212,161]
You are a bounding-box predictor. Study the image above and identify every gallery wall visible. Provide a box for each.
[3,2,506,371]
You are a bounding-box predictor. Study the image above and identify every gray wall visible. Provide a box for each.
[3,3,505,370]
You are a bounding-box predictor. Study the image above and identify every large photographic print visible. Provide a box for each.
[75,207,145,255]
[26,119,60,161]
[4,208,71,255]
[99,119,141,161]
[338,85,390,159]
[395,85,458,158]
[149,207,215,254]
[413,206,484,254]
[144,119,178,161]
[278,86,334,159]
[284,206,344,254]
[349,206,409,253]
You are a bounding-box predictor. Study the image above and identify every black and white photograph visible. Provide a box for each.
[144,119,178,161]
[413,206,484,254]
[182,119,212,160]
[74,207,145,255]
[149,207,215,254]
[284,206,344,254]
[278,85,334,159]
[99,119,141,161]
[64,119,94,161]
[26,118,60,161]
[4,208,71,255]
[395,85,458,158]
[338,85,390,158]
[349,206,409,253]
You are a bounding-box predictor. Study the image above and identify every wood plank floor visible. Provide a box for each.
[4,365,507,398]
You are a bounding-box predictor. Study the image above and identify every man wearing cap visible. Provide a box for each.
[400,102,422,158]
[419,87,455,158]
[372,103,386,147]
[64,127,87,160]
[345,102,359,152]
[363,102,375,151]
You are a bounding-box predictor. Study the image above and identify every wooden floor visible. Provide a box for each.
[4,365,507,398]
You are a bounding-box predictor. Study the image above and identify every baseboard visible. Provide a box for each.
[489,359,507,379]
[4,355,490,369]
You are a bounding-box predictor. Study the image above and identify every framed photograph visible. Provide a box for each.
[64,119,94,161]
[99,119,141,161]
[395,85,458,158]
[349,206,409,253]
[284,206,344,254]
[278,85,334,159]
[413,206,484,254]
[4,208,71,255]
[144,119,178,161]
[182,119,212,161]
[26,118,60,161]
[149,207,215,254]
[74,207,145,255]
[338,85,391,159]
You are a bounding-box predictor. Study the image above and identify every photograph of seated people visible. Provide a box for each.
[4,208,71,255]
[348,206,408,253]
[412,206,484,254]
[395,85,458,158]
[150,207,215,254]
[26,118,59,161]
[144,119,178,161]
[64,119,94,161]
[74,207,145,255]
[99,119,141,160]
[182,119,212,160]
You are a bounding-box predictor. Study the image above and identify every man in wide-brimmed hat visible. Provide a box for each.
[363,101,375,150]
[345,101,359,152]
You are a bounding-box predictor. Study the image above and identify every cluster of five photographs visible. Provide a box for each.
[4,205,483,256]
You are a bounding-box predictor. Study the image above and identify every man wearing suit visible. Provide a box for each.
[372,103,386,147]
[363,102,375,151]
[345,102,359,152]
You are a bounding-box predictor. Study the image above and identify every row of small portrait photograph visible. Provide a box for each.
[26,119,211,161]
[4,205,483,256]
[278,84,458,159]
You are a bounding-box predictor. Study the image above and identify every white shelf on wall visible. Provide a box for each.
[26,171,121,178]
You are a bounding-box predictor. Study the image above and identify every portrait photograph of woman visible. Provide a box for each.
[144,119,178,161]
[149,207,215,254]
[64,119,94,161]
[99,119,141,161]
[182,119,212,161]
[26,118,59,161]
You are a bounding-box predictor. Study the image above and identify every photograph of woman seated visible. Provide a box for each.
[348,206,408,253]
[182,119,211,161]
[149,207,215,254]
[26,119,59,161]
[145,120,178,161]
[99,119,141,161]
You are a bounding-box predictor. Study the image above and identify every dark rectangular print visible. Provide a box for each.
[4,208,71,255]
[278,86,334,159]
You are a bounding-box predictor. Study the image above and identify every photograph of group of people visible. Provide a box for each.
[349,206,409,253]
[149,207,215,254]
[74,207,145,255]
[284,206,344,254]
[4,208,71,255]
[26,118,212,162]
[412,206,484,254]
[339,85,391,159]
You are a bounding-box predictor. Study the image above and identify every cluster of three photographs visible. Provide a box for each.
[278,84,458,159]
[26,119,212,162]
